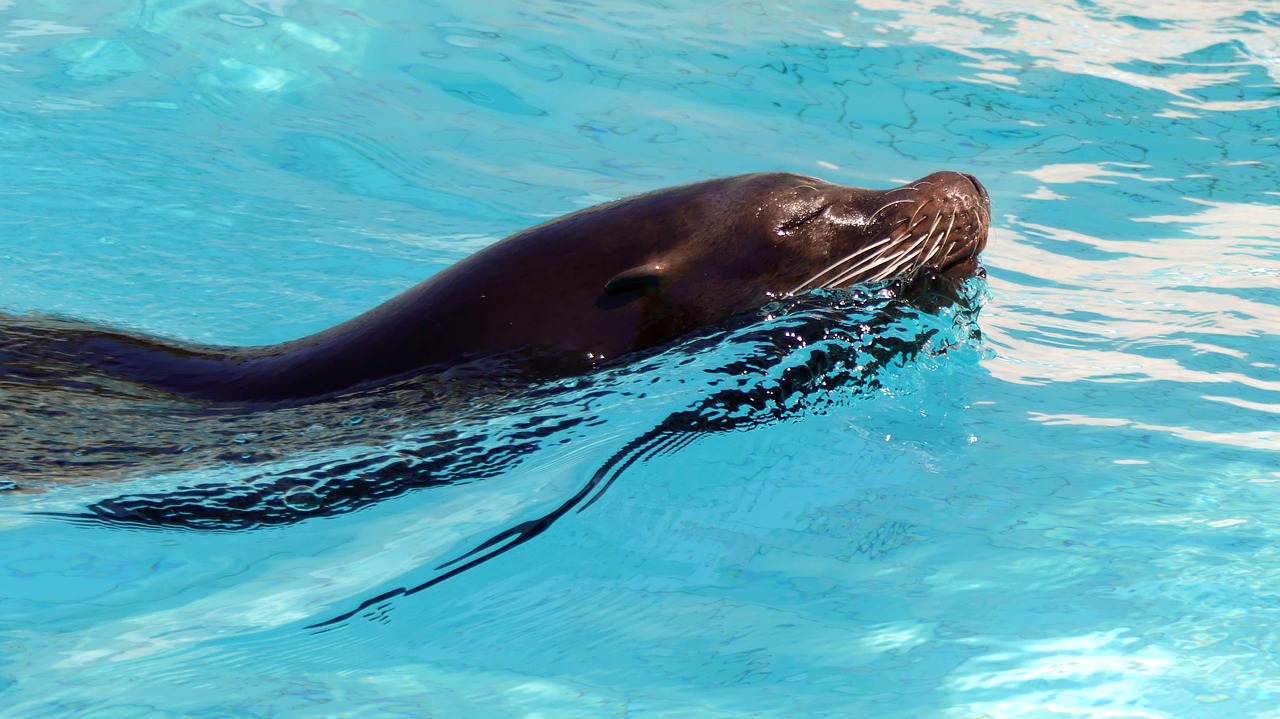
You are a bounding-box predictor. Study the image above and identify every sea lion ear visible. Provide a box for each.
[604,263,665,296]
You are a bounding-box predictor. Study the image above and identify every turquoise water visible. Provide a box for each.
[2,0,1279,716]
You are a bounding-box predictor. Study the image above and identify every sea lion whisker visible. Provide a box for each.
[787,233,900,294]
[887,216,943,278]
[900,220,939,260]
[820,252,889,289]
[933,212,957,267]
[906,200,938,230]
[825,242,913,287]
[867,198,916,225]
[918,231,948,273]
[920,210,945,247]
[788,252,859,295]
[913,219,957,276]
[906,181,935,193]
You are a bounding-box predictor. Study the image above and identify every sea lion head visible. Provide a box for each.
[587,170,990,357]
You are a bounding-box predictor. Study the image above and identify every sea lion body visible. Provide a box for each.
[9,171,989,403]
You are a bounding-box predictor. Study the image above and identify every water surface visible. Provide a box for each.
[1,0,1278,716]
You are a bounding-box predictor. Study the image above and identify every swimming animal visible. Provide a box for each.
[3,170,988,405]
[25,170,992,626]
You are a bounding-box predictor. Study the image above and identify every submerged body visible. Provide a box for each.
[2,171,989,403]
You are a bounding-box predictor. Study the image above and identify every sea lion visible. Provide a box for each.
[5,171,989,404]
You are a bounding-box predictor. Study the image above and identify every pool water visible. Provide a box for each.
[2,0,1279,716]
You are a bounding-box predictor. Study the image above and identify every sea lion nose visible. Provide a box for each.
[961,173,990,207]
[913,171,990,215]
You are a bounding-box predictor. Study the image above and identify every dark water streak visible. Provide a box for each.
[3,270,986,628]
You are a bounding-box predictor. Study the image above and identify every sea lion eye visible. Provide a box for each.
[776,199,831,236]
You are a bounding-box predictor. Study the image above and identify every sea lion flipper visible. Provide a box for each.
[603,262,666,297]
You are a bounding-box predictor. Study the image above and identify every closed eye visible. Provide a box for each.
[776,201,832,235]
